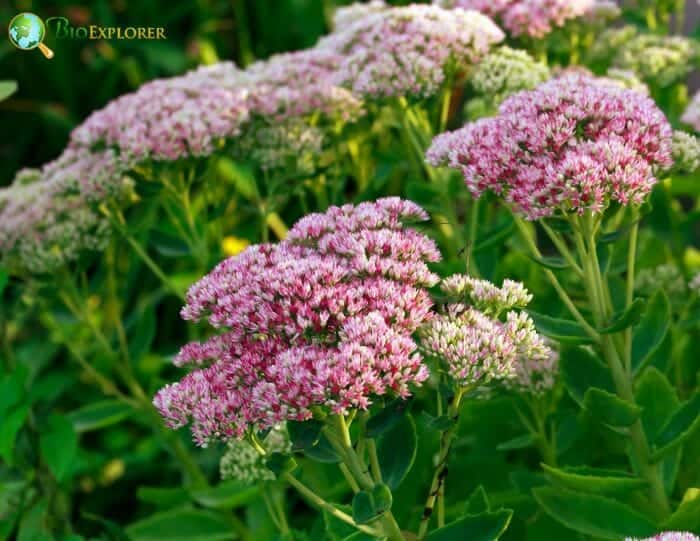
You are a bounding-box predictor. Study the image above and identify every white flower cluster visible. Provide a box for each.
[471,46,550,103]
[219,425,291,485]
[670,130,700,174]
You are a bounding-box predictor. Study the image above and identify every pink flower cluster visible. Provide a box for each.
[71,63,250,162]
[626,534,700,541]
[421,275,555,393]
[436,0,596,38]
[154,198,441,445]
[0,147,131,273]
[427,75,672,220]
[321,4,504,98]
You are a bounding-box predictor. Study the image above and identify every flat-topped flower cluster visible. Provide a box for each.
[320,4,504,98]
[154,198,441,445]
[435,0,596,38]
[421,275,556,394]
[427,74,673,220]
[1,2,506,275]
[0,148,131,273]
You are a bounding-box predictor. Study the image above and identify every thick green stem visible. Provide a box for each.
[325,416,405,541]
[514,218,599,340]
[575,213,671,517]
[282,473,382,537]
[417,388,465,540]
[625,215,639,374]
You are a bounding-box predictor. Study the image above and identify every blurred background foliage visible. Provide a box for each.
[0,0,406,184]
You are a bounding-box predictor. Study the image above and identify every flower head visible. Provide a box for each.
[625,533,700,541]
[322,4,504,99]
[220,425,290,484]
[71,63,250,162]
[614,35,697,88]
[427,75,672,220]
[234,47,362,172]
[636,264,687,304]
[154,198,440,445]
[470,46,550,102]
[670,130,700,174]
[690,273,700,295]
[421,275,554,393]
[333,0,387,30]
[436,0,597,39]
[0,148,130,274]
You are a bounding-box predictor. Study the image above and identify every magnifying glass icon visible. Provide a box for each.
[8,12,54,59]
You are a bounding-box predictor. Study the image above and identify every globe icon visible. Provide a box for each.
[8,13,53,58]
[8,13,45,50]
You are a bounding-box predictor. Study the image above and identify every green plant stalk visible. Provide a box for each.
[416,387,466,540]
[514,217,599,340]
[325,416,405,541]
[105,209,185,300]
[397,100,459,260]
[571,213,671,517]
[282,473,382,537]
[624,213,640,373]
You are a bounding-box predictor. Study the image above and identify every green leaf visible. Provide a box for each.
[128,307,156,363]
[532,487,657,539]
[635,368,683,494]
[352,484,392,525]
[377,414,417,489]
[0,368,26,416]
[217,158,259,201]
[0,405,30,465]
[651,392,700,461]
[302,432,341,463]
[560,347,614,406]
[425,509,513,541]
[632,290,671,374]
[67,400,134,432]
[599,298,646,334]
[0,267,8,296]
[366,399,410,438]
[406,182,443,213]
[150,229,190,258]
[126,509,234,541]
[528,312,595,344]
[0,81,18,102]
[541,464,647,495]
[661,488,700,531]
[18,500,52,541]
[40,414,78,482]
[136,486,191,508]
[635,367,680,439]
[288,419,323,452]
[465,485,490,515]
[474,217,515,252]
[525,255,569,270]
[583,388,640,427]
[419,412,455,432]
[191,481,259,510]
[496,433,536,451]
[265,453,297,477]
[323,505,356,541]
[599,227,632,244]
